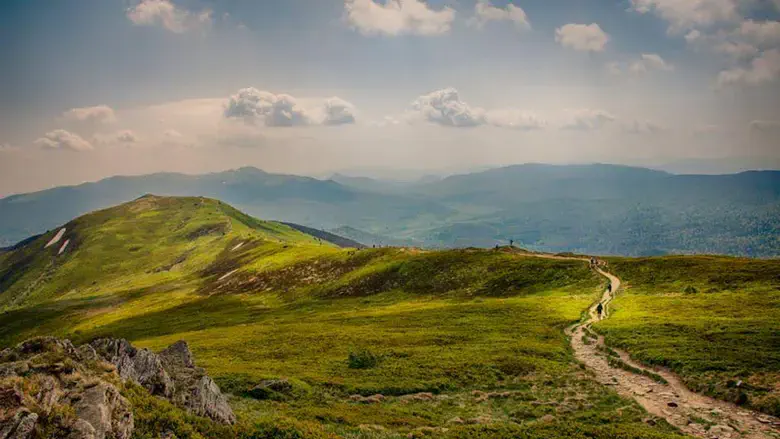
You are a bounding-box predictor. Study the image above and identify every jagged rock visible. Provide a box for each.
[91,339,174,397]
[1,410,38,439]
[66,419,97,439]
[0,336,235,439]
[157,341,235,424]
[159,341,195,369]
[70,383,133,439]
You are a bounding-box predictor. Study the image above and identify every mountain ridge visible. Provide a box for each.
[1,164,779,256]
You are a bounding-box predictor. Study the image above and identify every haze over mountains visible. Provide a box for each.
[1,164,778,257]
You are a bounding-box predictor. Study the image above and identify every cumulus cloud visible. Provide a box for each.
[408,88,486,127]
[126,0,212,34]
[555,23,609,52]
[561,109,616,131]
[629,0,740,33]
[405,89,546,129]
[737,20,780,47]
[35,130,93,152]
[224,88,357,126]
[714,41,759,59]
[717,49,780,86]
[94,130,139,145]
[321,97,357,126]
[484,109,546,130]
[404,88,545,130]
[344,0,455,36]
[61,105,116,125]
[685,29,702,43]
[630,53,674,74]
[469,1,530,30]
[608,54,674,76]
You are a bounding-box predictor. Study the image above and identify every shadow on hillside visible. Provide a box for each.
[75,294,268,342]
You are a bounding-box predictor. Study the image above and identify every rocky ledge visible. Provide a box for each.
[0,337,234,439]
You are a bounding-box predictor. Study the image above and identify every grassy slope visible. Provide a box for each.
[597,256,780,417]
[0,196,689,438]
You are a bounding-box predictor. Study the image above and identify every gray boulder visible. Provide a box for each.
[90,338,174,397]
[70,383,133,439]
[159,341,236,424]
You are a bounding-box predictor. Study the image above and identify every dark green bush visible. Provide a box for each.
[347,348,380,369]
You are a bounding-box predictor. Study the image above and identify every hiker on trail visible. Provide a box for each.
[607,283,612,293]
[596,302,603,317]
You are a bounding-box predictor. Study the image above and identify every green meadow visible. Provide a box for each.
[0,195,721,438]
[597,256,780,417]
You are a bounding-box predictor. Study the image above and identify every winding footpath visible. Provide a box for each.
[567,263,780,439]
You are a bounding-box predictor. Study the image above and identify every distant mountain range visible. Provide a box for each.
[2,164,779,257]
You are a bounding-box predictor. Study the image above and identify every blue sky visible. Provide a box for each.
[0,0,779,195]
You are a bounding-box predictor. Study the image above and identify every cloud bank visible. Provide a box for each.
[343,0,455,36]
[224,88,357,126]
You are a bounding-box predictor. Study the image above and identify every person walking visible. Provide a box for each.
[596,302,604,318]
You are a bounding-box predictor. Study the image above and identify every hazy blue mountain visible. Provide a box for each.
[0,167,454,248]
[2,164,779,256]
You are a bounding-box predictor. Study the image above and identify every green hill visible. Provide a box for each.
[0,196,692,439]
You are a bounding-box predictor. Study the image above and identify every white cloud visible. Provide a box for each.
[714,41,759,59]
[408,88,486,127]
[629,0,741,33]
[405,88,545,130]
[223,88,357,126]
[629,53,674,74]
[561,109,616,131]
[606,54,673,76]
[555,23,609,52]
[343,0,455,36]
[737,20,780,47]
[35,130,94,152]
[61,105,116,125]
[685,29,702,42]
[94,130,139,145]
[469,1,530,30]
[717,49,780,86]
[321,97,357,126]
[126,0,212,34]
[485,109,545,130]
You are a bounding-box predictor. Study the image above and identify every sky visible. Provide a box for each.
[0,0,779,195]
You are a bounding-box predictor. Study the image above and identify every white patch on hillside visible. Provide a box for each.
[218,269,238,281]
[231,242,244,251]
[45,228,67,248]
[58,239,70,255]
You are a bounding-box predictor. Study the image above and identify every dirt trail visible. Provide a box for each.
[566,263,780,439]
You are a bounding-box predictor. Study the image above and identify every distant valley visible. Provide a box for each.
[1,164,779,257]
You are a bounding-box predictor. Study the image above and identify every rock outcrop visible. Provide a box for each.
[0,337,134,439]
[92,339,235,424]
[90,338,174,398]
[0,336,235,439]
